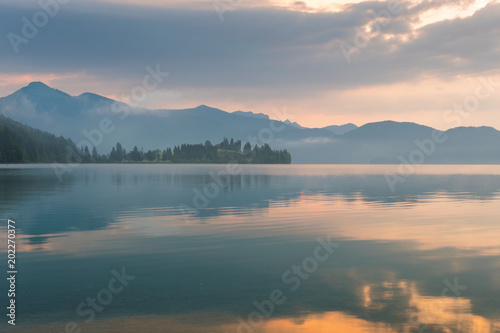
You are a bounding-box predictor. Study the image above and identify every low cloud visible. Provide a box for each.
[0,0,499,127]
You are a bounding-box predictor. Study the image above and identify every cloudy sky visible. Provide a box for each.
[0,0,499,129]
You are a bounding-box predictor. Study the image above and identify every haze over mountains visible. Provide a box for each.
[1,82,500,164]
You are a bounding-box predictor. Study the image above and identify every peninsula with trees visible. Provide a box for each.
[86,138,292,164]
[0,114,291,164]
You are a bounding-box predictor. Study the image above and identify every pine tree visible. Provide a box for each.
[109,147,117,162]
[129,146,142,162]
[91,146,99,162]
[83,146,91,163]
[243,142,252,154]
[116,142,123,162]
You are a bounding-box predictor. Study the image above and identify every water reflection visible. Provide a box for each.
[2,165,500,242]
[1,165,499,332]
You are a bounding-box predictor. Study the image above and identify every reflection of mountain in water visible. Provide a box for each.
[2,166,500,240]
[2,165,500,332]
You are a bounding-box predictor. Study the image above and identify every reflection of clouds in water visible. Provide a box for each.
[252,311,397,332]
[116,207,185,237]
[7,168,500,244]
[3,194,492,254]
[11,306,500,333]
[359,278,500,333]
[9,234,500,330]
[3,165,500,331]
[409,284,499,333]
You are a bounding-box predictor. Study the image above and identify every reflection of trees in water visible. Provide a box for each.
[3,168,500,243]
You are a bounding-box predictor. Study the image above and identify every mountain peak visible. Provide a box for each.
[27,81,50,89]
[322,123,358,135]
[284,119,304,128]
[195,104,212,109]
[343,120,436,140]
[191,104,223,112]
[18,81,71,99]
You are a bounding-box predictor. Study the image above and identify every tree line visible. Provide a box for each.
[80,138,292,164]
[0,115,291,164]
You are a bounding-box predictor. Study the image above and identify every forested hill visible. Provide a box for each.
[0,114,78,163]
[0,115,292,164]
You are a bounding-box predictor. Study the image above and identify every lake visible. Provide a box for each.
[1,164,499,333]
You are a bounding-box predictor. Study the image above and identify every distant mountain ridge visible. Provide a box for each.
[232,111,270,120]
[323,123,358,135]
[1,82,499,164]
[0,82,353,154]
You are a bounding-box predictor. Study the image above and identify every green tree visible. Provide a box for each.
[243,142,252,154]
[115,142,124,162]
[129,146,142,162]
[83,146,91,163]
[145,150,155,161]
[109,147,117,162]
[91,146,99,162]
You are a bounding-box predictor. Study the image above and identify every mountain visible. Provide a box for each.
[232,111,270,120]
[0,83,350,156]
[435,126,500,164]
[284,119,304,129]
[1,82,500,164]
[274,121,500,164]
[323,123,358,135]
[0,114,78,163]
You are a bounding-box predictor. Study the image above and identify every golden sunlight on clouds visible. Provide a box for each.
[0,72,101,97]
[271,73,500,130]
[270,0,498,23]
[135,71,500,130]
[92,0,499,23]
[414,0,499,28]
[272,0,367,12]
[0,73,78,89]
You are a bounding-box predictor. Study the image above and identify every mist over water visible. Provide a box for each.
[1,164,500,332]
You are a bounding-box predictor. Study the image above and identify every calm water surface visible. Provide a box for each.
[1,164,499,333]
